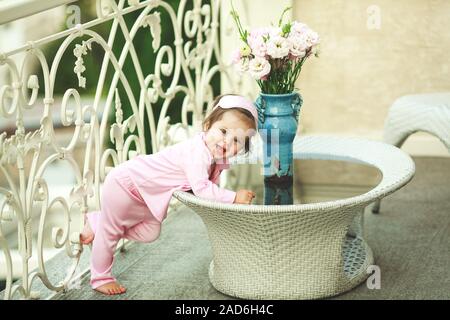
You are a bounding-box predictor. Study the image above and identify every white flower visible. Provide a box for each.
[287,34,308,58]
[248,56,271,80]
[234,58,250,75]
[266,35,292,59]
[268,26,282,38]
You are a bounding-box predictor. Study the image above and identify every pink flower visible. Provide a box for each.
[289,21,319,48]
[231,48,241,64]
[291,21,308,35]
[305,29,320,47]
[234,58,250,75]
[248,56,271,80]
[287,34,308,58]
[248,36,267,57]
[249,27,272,39]
[248,27,271,57]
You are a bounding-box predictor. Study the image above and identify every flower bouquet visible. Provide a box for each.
[230,5,320,94]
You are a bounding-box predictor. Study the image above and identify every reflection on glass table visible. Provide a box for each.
[228,159,382,206]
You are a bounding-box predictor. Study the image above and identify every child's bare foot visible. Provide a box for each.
[95,282,127,295]
[80,218,94,245]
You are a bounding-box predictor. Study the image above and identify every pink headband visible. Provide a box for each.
[214,95,258,127]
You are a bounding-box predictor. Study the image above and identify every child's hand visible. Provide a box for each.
[234,189,256,204]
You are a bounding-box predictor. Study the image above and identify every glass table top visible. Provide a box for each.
[227,159,382,205]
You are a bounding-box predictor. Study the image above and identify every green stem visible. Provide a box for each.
[278,6,292,27]
[230,1,248,43]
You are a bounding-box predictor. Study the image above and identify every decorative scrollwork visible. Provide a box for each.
[291,93,303,123]
[255,95,265,127]
[141,12,161,52]
[0,0,245,300]
[73,40,95,88]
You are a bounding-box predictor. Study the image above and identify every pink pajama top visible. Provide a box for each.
[121,131,236,222]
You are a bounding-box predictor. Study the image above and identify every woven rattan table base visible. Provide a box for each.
[208,235,374,300]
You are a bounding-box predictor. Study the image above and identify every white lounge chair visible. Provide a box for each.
[372,93,450,213]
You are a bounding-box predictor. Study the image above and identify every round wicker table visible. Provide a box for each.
[173,136,415,299]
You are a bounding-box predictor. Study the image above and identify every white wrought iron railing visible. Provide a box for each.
[0,0,251,300]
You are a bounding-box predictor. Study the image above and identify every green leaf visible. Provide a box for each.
[282,22,291,36]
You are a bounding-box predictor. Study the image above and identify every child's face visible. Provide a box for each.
[204,111,255,162]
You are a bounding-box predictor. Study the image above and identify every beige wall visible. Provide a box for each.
[293,0,450,155]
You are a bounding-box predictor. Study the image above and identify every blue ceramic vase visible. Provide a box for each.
[255,92,303,183]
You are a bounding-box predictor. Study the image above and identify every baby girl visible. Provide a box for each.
[79,94,258,295]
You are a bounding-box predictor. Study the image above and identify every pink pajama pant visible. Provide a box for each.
[86,167,161,289]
